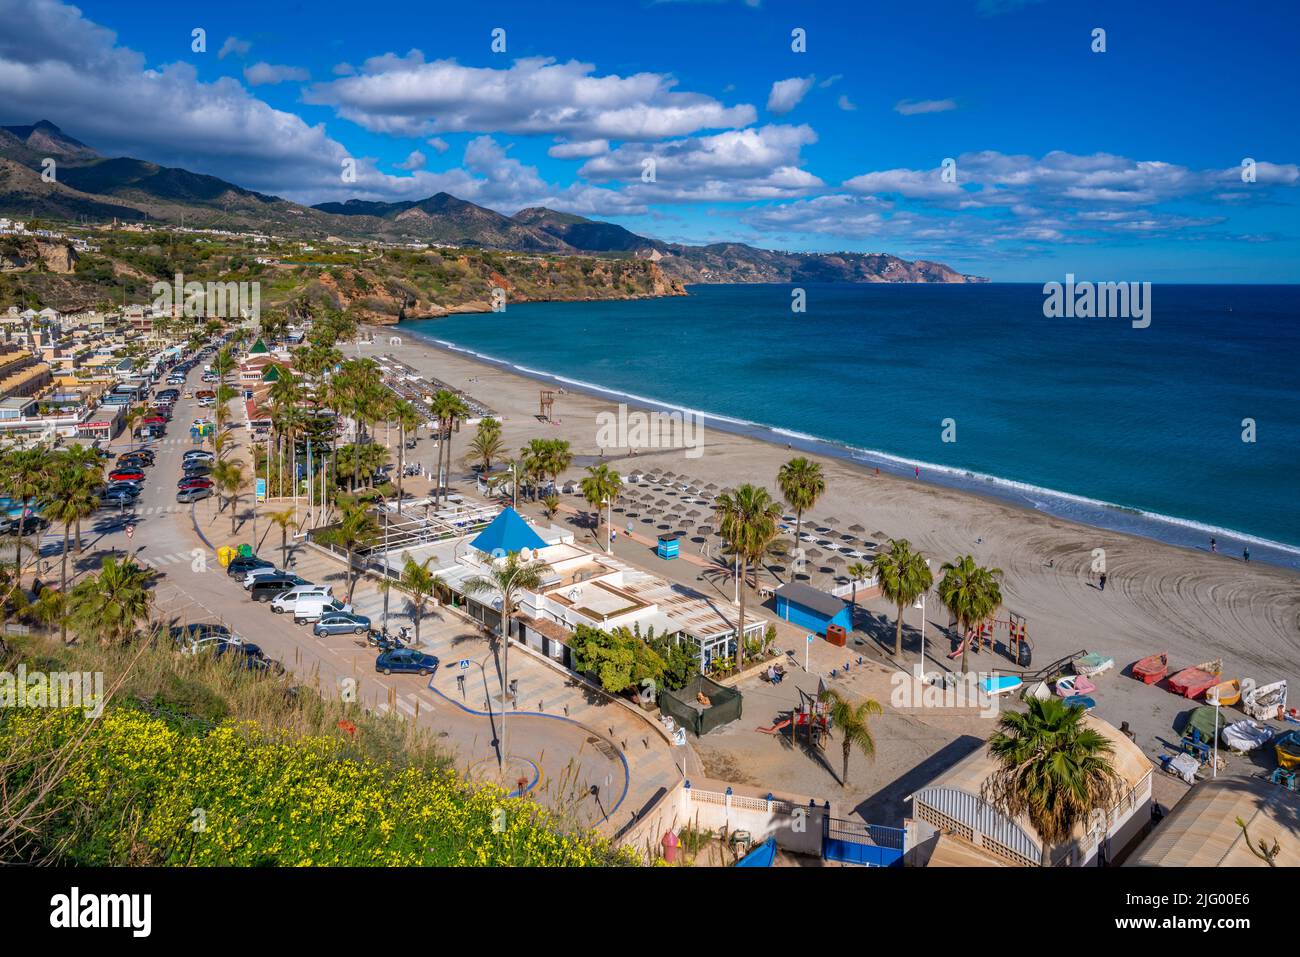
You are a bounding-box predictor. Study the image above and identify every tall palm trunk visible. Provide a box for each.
[894,600,906,656]
[60,521,71,644]
[734,556,748,671]
[397,421,406,515]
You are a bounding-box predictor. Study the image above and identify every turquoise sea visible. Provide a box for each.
[402,283,1300,569]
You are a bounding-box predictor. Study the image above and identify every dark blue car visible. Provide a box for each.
[375,649,439,676]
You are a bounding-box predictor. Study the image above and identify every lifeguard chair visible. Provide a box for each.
[538,390,555,422]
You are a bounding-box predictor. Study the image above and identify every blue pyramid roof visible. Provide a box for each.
[470,507,548,557]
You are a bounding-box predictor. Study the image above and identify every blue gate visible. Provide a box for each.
[822,817,905,867]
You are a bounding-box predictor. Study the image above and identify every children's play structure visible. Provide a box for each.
[758,686,831,748]
[946,610,1031,666]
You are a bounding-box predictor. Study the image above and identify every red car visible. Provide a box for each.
[177,477,213,490]
[143,415,166,425]
[109,469,145,482]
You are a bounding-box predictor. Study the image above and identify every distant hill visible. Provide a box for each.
[314,193,570,251]
[0,120,986,283]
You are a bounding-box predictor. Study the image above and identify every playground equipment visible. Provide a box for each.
[757,687,830,748]
[946,611,1031,666]
[538,389,555,422]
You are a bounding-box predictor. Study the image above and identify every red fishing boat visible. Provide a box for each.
[1168,659,1223,699]
[1132,652,1168,684]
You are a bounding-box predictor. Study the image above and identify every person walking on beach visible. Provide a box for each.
[1099,571,1108,592]
[1210,537,1217,553]
[1243,546,1250,563]
[914,465,921,479]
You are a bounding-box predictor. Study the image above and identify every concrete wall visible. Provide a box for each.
[620,777,831,862]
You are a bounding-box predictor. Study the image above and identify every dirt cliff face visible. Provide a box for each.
[0,237,78,274]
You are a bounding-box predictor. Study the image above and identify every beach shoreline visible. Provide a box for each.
[365,323,1300,689]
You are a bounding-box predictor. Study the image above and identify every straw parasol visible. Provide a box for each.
[849,523,866,533]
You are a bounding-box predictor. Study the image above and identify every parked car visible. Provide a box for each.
[100,489,137,507]
[170,623,239,654]
[270,585,330,614]
[182,463,212,478]
[184,449,214,461]
[295,598,355,625]
[108,469,145,483]
[375,649,440,676]
[116,457,151,471]
[177,477,214,491]
[248,575,308,602]
[176,486,212,504]
[311,609,370,635]
[105,482,143,497]
[227,555,274,578]
[213,641,286,675]
[242,566,289,588]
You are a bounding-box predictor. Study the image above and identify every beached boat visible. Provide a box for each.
[1132,652,1168,684]
[980,675,1023,697]
[735,836,777,867]
[1168,659,1222,699]
[1243,679,1288,721]
[1275,730,1300,770]
[1055,675,1097,697]
[1205,678,1241,708]
[1062,695,1095,712]
[1074,652,1115,677]
[1221,719,1272,753]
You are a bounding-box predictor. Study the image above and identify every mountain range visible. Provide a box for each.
[0,121,986,284]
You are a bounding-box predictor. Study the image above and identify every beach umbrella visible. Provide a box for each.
[686,508,702,518]
[697,524,713,535]
[849,523,866,533]
[873,530,888,540]
[806,547,823,559]
[704,482,718,490]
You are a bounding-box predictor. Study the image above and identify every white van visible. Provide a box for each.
[293,596,353,624]
[270,585,330,614]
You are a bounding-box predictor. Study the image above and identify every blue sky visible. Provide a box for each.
[2,0,1297,280]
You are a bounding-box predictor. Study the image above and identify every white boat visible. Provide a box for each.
[980,674,1023,697]
[1221,719,1272,753]
[1242,678,1288,721]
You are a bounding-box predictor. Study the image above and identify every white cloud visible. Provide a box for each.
[306,53,756,141]
[426,137,450,154]
[894,98,957,115]
[837,95,856,111]
[580,124,822,201]
[243,62,310,86]
[217,36,251,60]
[766,76,814,116]
[548,139,610,159]
[332,62,356,76]
[393,150,426,171]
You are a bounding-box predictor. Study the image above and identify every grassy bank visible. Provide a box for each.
[0,634,635,866]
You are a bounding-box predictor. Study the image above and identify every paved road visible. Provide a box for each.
[79,362,681,836]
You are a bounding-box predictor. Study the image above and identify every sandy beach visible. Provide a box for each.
[365,324,1300,700]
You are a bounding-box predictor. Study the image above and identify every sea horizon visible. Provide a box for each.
[401,281,1300,571]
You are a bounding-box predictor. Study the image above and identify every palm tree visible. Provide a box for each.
[68,556,155,646]
[267,508,299,569]
[818,688,883,787]
[430,390,470,505]
[0,448,49,584]
[713,484,783,671]
[42,463,99,643]
[393,400,421,515]
[210,345,237,458]
[467,418,504,472]
[872,539,934,657]
[579,463,622,551]
[399,554,445,645]
[211,458,248,536]
[938,554,1004,674]
[983,697,1121,866]
[60,444,104,554]
[846,560,871,613]
[540,493,561,521]
[463,551,551,771]
[317,500,380,603]
[777,457,825,544]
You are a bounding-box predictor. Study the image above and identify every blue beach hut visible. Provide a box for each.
[656,534,680,560]
[774,582,851,637]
